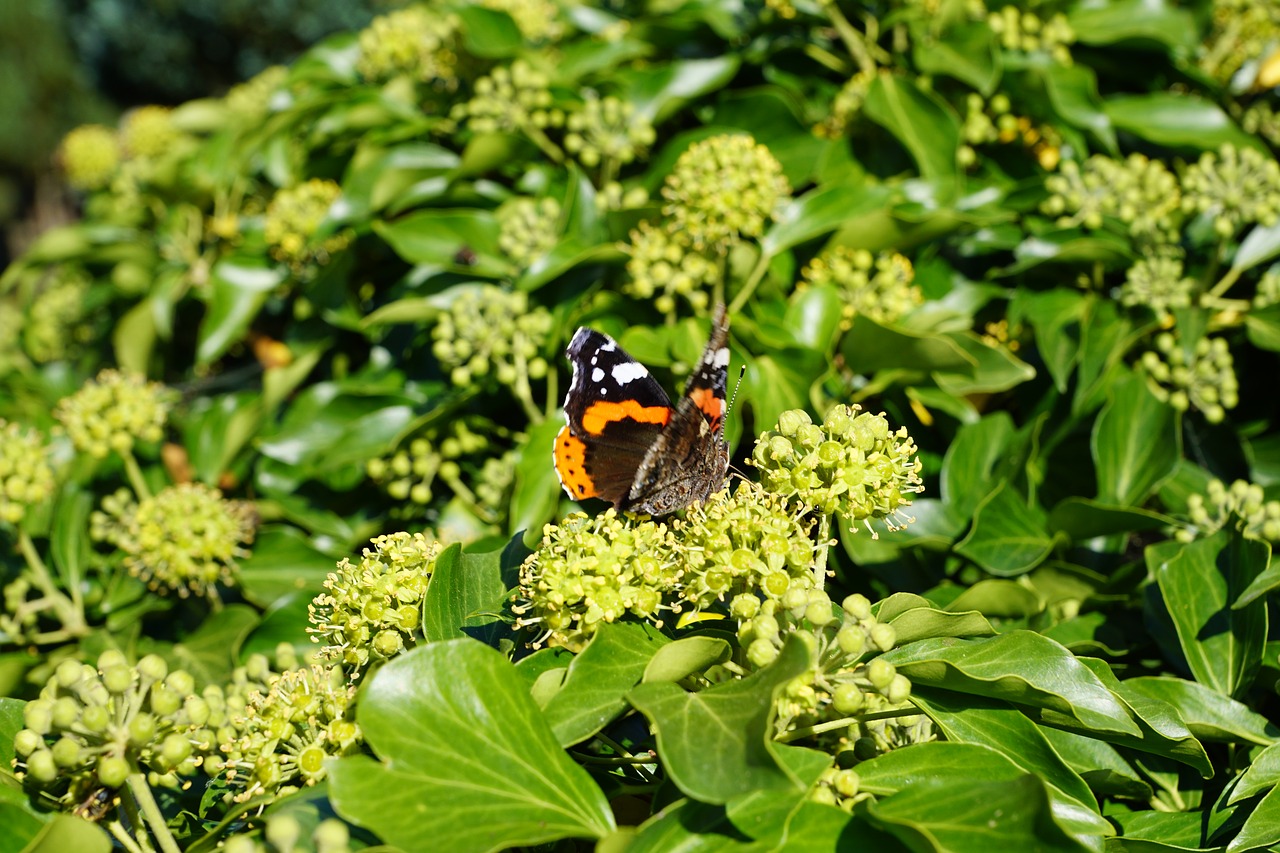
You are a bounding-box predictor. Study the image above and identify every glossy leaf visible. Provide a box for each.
[863,75,961,191]
[1093,373,1180,507]
[1124,677,1280,747]
[628,633,812,804]
[1103,93,1261,152]
[955,483,1057,577]
[939,412,1015,518]
[330,639,615,851]
[542,621,669,746]
[197,256,286,365]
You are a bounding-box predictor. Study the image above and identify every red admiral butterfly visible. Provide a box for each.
[554,304,730,516]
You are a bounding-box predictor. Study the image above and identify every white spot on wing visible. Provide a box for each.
[591,367,605,383]
[713,347,730,368]
[612,362,649,385]
[600,340,617,352]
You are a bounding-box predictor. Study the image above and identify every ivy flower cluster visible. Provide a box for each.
[986,6,1075,64]
[0,421,56,525]
[355,6,461,87]
[1199,0,1280,87]
[1139,333,1239,424]
[59,125,120,191]
[814,71,873,140]
[14,653,206,808]
[1178,478,1280,543]
[430,285,552,389]
[623,220,720,318]
[480,0,564,42]
[308,532,442,679]
[224,66,287,121]
[1041,154,1182,245]
[263,178,352,271]
[497,196,561,267]
[661,134,791,251]
[220,815,353,853]
[120,106,184,161]
[23,267,95,363]
[451,60,561,135]
[1181,144,1280,238]
[799,247,922,327]
[564,95,656,169]
[220,663,359,802]
[751,406,923,532]
[90,483,258,599]
[53,369,175,460]
[1118,254,1196,318]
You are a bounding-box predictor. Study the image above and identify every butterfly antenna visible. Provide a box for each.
[727,365,746,415]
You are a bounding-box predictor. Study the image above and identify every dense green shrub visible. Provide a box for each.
[4,0,1280,850]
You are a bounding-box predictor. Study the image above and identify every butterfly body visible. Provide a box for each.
[554,305,729,516]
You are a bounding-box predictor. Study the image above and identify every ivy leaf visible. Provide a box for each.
[955,483,1057,577]
[330,639,615,851]
[1093,373,1180,507]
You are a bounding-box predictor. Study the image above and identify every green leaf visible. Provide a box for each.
[866,774,1092,853]
[341,142,459,216]
[1048,498,1174,541]
[1228,742,1280,805]
[882,631,1141,737]
[456,6,524,58]
[882,597,995,644]
[48,486,91,601]
[858,741,1110,845]
[946,580,1044,619]
[197,256,286,365]
[1039,726,1153,800]
[1068,0,1197,50]
[1093,373,1180,506]
[1038,63,1116,154]
[181,392,264,486]
[1236,539,1280,607]
[863,75,961,191]
[112,297,159,375]
[1154,531,1268,697]
[374,209,512,277]
[628,633,812,804]
[932,330,1036,395]
[237,525,337,609]
[422,540,520,646]
[912,22,1000,95]
[616,57,741,124]
[542,622,669,747]
[1229,785,1280,852]
[955,483,1057,577]
[1246,305,1280,353]
[158,604,258,686]
[1016,289,1086,393]
[330,639,615,851]
[1007,229,1133,273]
[761,182,894,257]
[841,315,977,375]
[643,636,732,683]
[1103,93,1262,152]
[1124,676,1280,747]
[1233,221,1280,275]
[19,814,111,853]
[940,412,1015,518]
[910,690,1098,810]
[510,417,568,538]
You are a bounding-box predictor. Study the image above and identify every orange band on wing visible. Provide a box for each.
[554,426,598,499]
[580,400,671,435]
[689,387,724,429]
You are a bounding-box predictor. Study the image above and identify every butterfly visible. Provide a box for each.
[553,305,730,516]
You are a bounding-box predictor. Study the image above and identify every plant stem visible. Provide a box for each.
[17,530,85,636]
[727,250,771,316]
[822,1,875,74]
[106,820,146,853]
[121,450,152,500]
[128,773,182,853]
[1205,264,1243,301]
[813,514,832,590]
[117,787,156,853]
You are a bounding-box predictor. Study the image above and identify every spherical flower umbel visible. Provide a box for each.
[220,663,360,803]
[23,267,95,363]
[496,196,561,268]
[1178,478,1280,543]
[225,65,288,120]
[430,285,552,387]
[987,6,1075,64]
[751,406,923,533]
[1181,144,1280,238]
[356,7,460,86]
[451,60,560,135]
[1042,154,1182,245]
[308,531,442,679]
[516,510,683,650]
[1139,333,1239,423]
[13,652,207,812]
[59,125,120,191]
[565,95,656,169]
[623,220,720,318]
[799,247,922,327]
[120,106,183,160]
[480,0,564,42]
[0,422,56,525]
[263,178,352,270]
[91,483,257,599]
[1119,254,1196,318]
[661,134,791,250]
[54,369,175,459]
